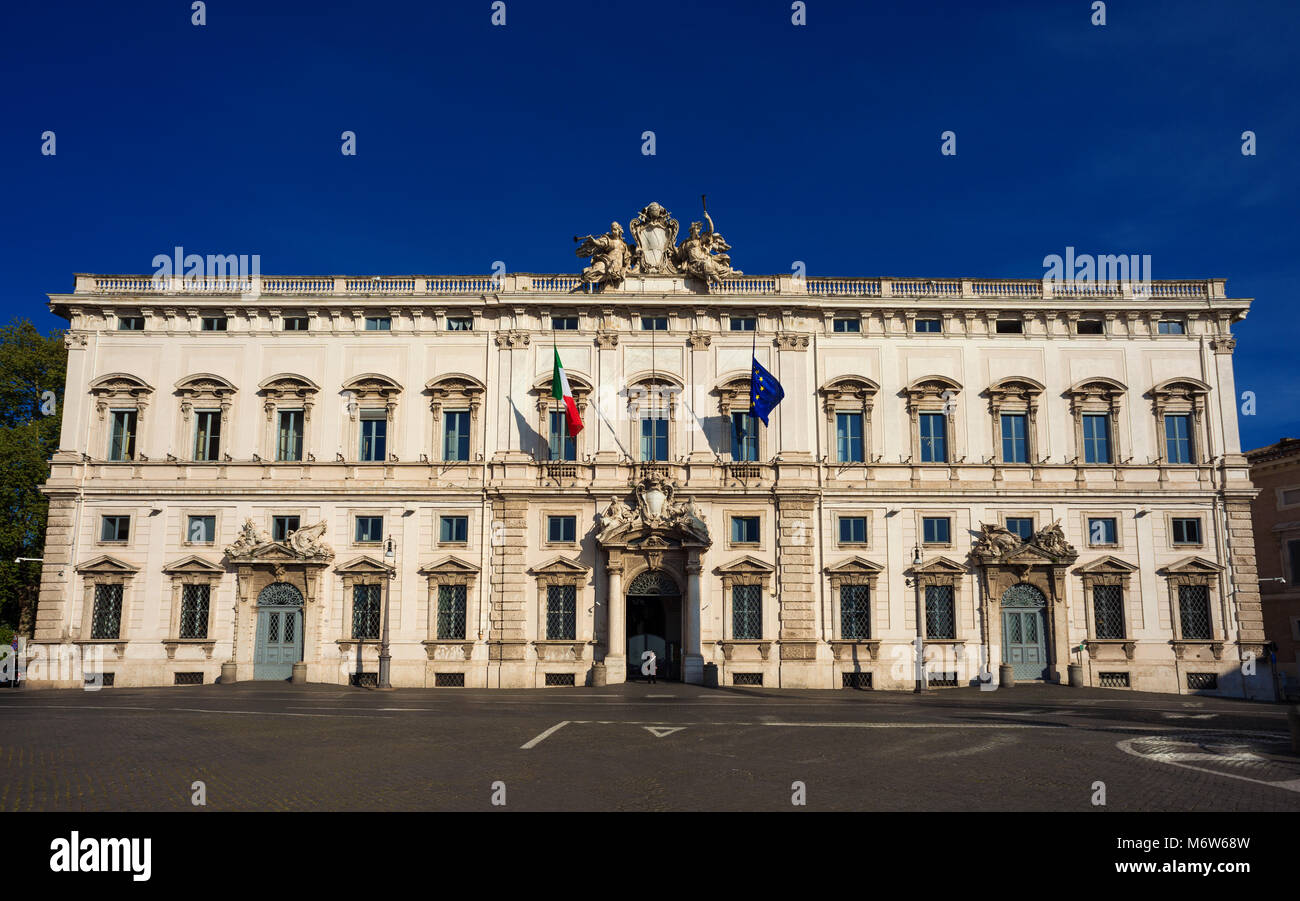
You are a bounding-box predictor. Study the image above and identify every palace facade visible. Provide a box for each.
[28,209,1270,696]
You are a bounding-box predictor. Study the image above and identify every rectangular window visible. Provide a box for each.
[838,516,867,544]
[836,412,864,463]
[547,515,577,544]
[551,316,578,331]
[1082,414,1112,464]
[995,319,1023,334]
[1000,413,1028,463]
[833,317,860,333]
[446,316,473,331]
[1171,517,1202,545]
[640,417,668,462]
[925,585,956,639]
[549,410,576,461]
[546,584,576,640]
[277,410,304,461]
[1093,585,1125,639]
[201,317,227,331]
[1157,319,1186,335]
[919,413,947,463]
[282,316,309,331]
[731,411,758,461]
[108,410,137,461]
[352,584,381,640]
[732,585,762,639]
[117,316,144,331]
[729,317,757,331]
[840,584,870,639]
[186,515,215,544]
[355,516,383,543]
[731,516,760,544]
[272,516,301,541]
[90,584,123,639]
[437,584,467,639]
[915,319,942,333]
[922,517,950,545]
[1288,539,1300,586]
[193,410,222,461]
[1164,414,1194,464]
[179,584,210,639]
[1088,517,1117,546]
[640,316,668,331]
[1076,319,1104,335]
[1006,517,1034,541]
[439,516,469,544]
[1178,585,1212,639]
[439,512,470,540]
[100,515,130,542]
[444,410,471,461]
[364,316,391,331]
[359,411,387,461]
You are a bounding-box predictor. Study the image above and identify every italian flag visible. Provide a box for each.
[552,346,583,436]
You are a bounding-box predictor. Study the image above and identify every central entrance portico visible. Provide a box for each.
[596,473,711,685]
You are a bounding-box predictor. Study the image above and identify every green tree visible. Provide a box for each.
[0,319,66,634]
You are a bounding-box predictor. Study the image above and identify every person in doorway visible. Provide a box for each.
[646,649,657,685]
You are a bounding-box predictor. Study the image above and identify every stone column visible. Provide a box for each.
[605,560,626,683]
[685,552,703,683]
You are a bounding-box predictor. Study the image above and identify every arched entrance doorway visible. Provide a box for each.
[625,570,683,682]
[1001,582,1048,681]
[254,582,304,680]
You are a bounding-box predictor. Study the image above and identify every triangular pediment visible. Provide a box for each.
[715,555,776,576]
[824,556,885,576]
[909,556,967,575]
[418,555,480,576]
[529,555,590,577]
[162,554,226,575]
[75,555,140,575]
[334,555,394,575]
[1074,555,1138,575]
[1161,556,1225,576]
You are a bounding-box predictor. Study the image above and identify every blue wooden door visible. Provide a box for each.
[254,606,302,680]
[1002,609,1048,680]
[1001,583,1049,681]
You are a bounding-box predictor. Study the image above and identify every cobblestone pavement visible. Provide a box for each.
[2,682,1297,811]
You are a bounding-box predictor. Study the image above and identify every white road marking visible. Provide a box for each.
[1117,733,1300,793]
[170,707,390,718]
[520,720,570,749]
[1162,713,1217,720]
[646,694,676,698]
[0,704,157,711]
[644,726,686,738]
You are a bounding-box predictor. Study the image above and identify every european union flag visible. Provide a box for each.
[750,356,785,426]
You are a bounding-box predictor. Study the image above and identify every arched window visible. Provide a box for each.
[1066,378,1126,465]
[174,373,238,462]
[532,370,591,462]
[626,371,683,463]
[342,374,402,463]
[426,374,485,463]
[1148,378,1211,466]
[258,373,321,462]
[904,375,962,464]
[987,377,1044,465]
[89,373,154,461]
[819,375,879,464]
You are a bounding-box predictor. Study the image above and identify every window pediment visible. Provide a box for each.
[1160,556,1224,577]
[174,373,238,398]
[904,375,961,411]
[343,373,403,395]
[335,555,394,575]
[259,373,321,395]
[162,555,226,575]
[89,372,154,396]
[529,555,589,586]
[1074,555,1138,575]
[76,555,141,576]
[825,556,884,586]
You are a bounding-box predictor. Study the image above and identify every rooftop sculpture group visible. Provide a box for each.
[575,199,741,291]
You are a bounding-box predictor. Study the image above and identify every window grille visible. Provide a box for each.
[925,584,956,639]
[928,673,958,687]
[435,672,466,687]
[545,672,576,686]
[1093,585,1125,639]
[352,584,381,640]
[733,673,763,686]
[86,672,115,687]
[546,584,576,640]
[1178,585,1212,639]
[841,672,872,689]
[840,584,871,639]
[437,585,467,640]
[1186,672,1218,690]
[91,584,123,639]
[173,672,204,685]
[180,584,210,639]
[1098,672,1130,688]
[351,672,377,687]
[732,585,762,639]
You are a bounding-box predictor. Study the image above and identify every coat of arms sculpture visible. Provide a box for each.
[574,198,741,291]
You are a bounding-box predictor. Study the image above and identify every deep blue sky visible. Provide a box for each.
[2,0,1295,450]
